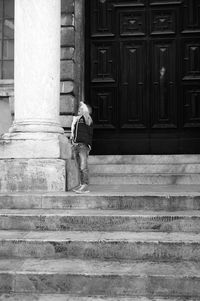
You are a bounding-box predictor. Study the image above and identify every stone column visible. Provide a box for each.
[1,0,71,159]
[13,0,63,135]
[0,0,77,192]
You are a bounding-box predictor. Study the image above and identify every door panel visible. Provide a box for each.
[91,41,117,83]
[120,40,147,129]
[91,87,117,129]
[150,39,177,129]
[85,0,200,154]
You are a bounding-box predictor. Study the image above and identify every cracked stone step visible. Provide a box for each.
[0,295,199,301]
[0,185,200,210]
[1,259,200,296]
[90,174,200,185]
[1,209,200,232]
[1,231,200,261]
[89,163,200,174]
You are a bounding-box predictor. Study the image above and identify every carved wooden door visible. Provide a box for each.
[85,0,200,154]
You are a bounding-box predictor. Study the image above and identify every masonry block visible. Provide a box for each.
[60,81,74,94]
[0,159,66,192]
[61,47,74,60]
[60,115,73,128]
[61,27,74,46]
[0,98,12,135]
[61,13,74,26]
[61,0,74,13]
[60,94,76,114]
[66,158,79,190]
[61,60,74,80]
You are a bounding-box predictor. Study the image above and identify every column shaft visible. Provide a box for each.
[13,0,63,133]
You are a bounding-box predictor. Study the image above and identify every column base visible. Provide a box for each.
[0,133,79,192]
[0,132,71,159]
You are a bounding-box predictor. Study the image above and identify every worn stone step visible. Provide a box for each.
[89,155,200,165]
[1,258,200,296]
[90,174,200,185]
[1,230,200,261]
[0,185,200,210]
[0,295,199,301]
[1,209,200,232]
[89,163,200,174]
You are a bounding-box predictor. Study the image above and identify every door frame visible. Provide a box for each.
[74,0,85,106]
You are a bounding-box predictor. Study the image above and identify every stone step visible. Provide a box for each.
[89,163,200,174]
[1,258,200,296]
[90,174,200,185]
[89,155,200,165]
[0,295,199,301]
[0,185,200,210]
[1,230,200,261]
[1,209,200,232]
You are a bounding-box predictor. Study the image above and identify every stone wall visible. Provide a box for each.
[0,98,12,136]
[60,0,76,134]
[60,0,84,136]
[0,80,14,136]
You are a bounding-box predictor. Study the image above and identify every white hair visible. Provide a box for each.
[80,102,89,113]
[79,102,93,126]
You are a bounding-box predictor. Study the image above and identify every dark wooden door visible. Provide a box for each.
[85,0,200,154]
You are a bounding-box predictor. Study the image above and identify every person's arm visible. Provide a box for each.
[70,116,79,140]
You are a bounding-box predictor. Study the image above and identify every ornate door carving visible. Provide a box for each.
[85,0,200,154]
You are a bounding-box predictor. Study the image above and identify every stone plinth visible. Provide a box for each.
[0,158,78,192]
[0,159,66,192]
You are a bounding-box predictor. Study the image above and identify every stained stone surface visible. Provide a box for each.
[0,159,66,192]
[0,296,198,301]
[90,174,200,185]
[89,155,200,185]
[1,230,200,261]
[89,155,200,165]
[65,159,79,190]
[0,185,200,210]
[1,259,200,296]
[90,163,200,174]
[0,178,199,298]
[1,209,200,232]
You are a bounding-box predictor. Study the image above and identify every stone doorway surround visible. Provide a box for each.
[0,0,86,192]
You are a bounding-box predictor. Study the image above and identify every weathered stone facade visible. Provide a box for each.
[60,0,76,132]
[60,0,85,134]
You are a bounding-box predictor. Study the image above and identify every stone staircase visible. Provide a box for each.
[89,155,200,185]
[0,155,200,300]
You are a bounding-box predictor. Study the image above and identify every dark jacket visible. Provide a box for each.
[73,116,93,147]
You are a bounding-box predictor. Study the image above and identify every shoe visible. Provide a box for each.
[74,184,90,194]
[72,184,81,192]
